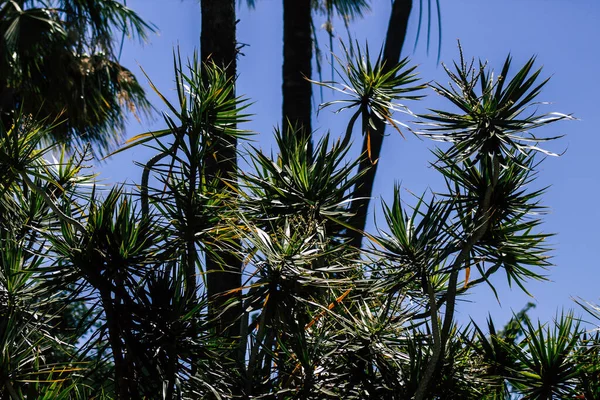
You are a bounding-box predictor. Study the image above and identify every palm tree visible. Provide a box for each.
[346,0,416,249]
[282,0,312,145]
[252,0,441,248]
[280,0,371,152]
[1,2,588,398]
[200,0,243,340]
[111,43,570,398]
[0,0,153,153]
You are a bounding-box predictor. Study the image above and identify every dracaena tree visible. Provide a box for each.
[2,7,598,399]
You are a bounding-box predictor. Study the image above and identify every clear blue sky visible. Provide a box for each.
[100,0,600,328]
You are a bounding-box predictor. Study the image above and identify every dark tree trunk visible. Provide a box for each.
[200,0,242,339]
[201,0,237,80]
[348,0,413,249]
[282,0,312,150]
[0,82,17,131]
[100,291,129,399]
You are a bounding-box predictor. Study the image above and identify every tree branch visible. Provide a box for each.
[20,171,86,235]
[414,155,499,400]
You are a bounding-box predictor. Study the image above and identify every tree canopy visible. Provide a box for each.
[0,0,153,152]
[1,1,597,399]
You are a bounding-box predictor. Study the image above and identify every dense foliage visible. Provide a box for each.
[0,0,152,152]
[1,1,599,400]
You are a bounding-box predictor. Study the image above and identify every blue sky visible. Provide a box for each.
[100,0,600,328]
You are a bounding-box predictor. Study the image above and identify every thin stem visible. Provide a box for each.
[413,277,442,400]
[247,304,270,395]
[415,154,499,400]
[19,171,85,234]
[100,290,128,399]
[5,381,20,400]
[140,136,181,218]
